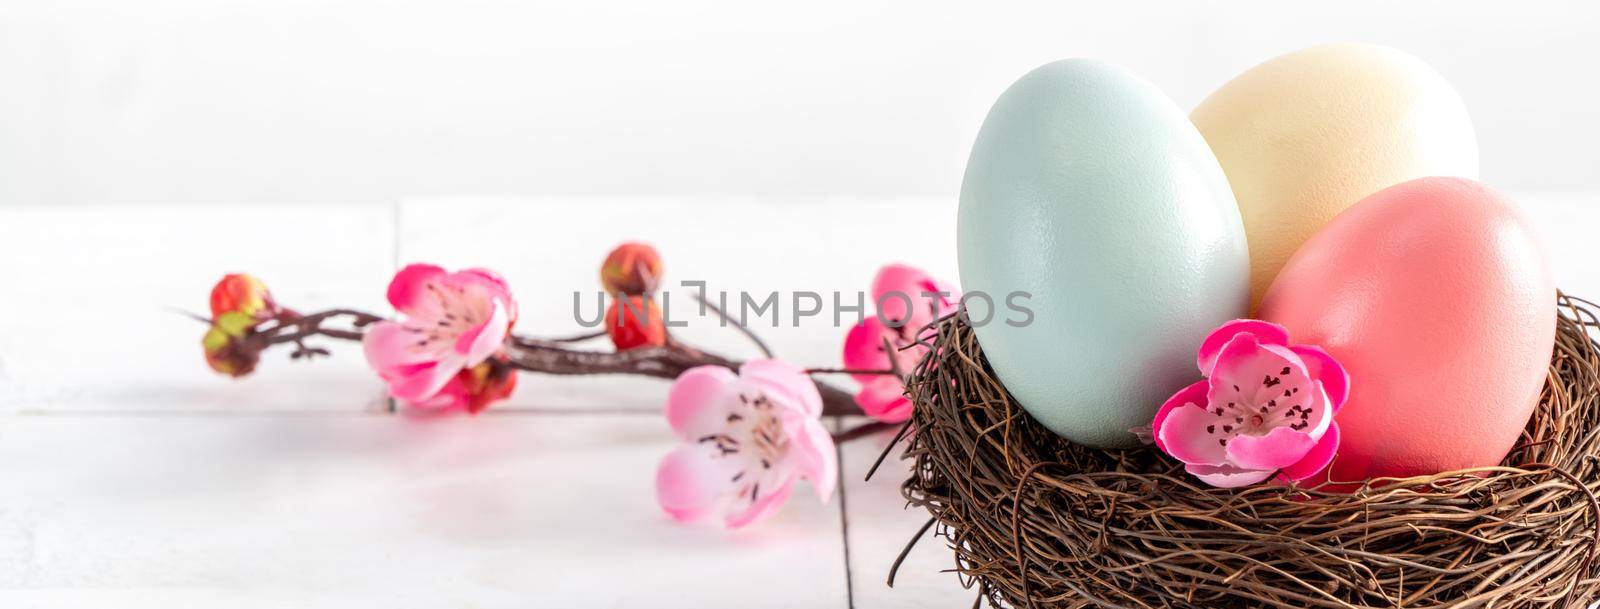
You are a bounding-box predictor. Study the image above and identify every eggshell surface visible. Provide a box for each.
[1192,43,1479,310]
[1259,177,1555,482]
[957,59,1250,448]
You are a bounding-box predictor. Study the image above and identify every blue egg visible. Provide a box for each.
[957,59,1249,448]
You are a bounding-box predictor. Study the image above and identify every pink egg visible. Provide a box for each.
[1259,177,1555,484]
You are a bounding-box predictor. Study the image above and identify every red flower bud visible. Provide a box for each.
[202,276,275,378]
[459,356,519,414]
[210,273,276,319]
[606,295,667,350]
[600,242,663,295]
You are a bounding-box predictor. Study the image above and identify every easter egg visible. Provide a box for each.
[958,59,1250,448]
[1191,43,1479,311]
[1259,177,1555,482]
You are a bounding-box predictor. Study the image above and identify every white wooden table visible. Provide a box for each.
[0,195,1595,608]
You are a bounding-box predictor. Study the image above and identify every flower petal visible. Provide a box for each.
[365,320,465,403]
[665,366,739,440]
[1156,404,1228,466]
[362,321,442,368]
[872,264,931,324]
[458,267,513,301]
[386,264,448,316]
[655,444,739,523]
[1152,380,1208,453]
[1225,426,1319,471]
[1205,335,1312,418]
[1292,345,1349,411]
[453,298,511,364]
[1196,319,1289,375]
[842,319,894,383]
[405,375,469,411]
[789,416,838,503]
[725,476,796,529]
[854,377,912,423]
[843,318,926,382]
[1277,422,1340,483]
[382,358,464,403]
[1186,463,1276,488]
[1301,380,1335,440]
[871,264,957,330]
[740,359,822,417]
[453,268,519,327]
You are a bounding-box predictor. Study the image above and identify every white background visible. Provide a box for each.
[0,0,1596,207]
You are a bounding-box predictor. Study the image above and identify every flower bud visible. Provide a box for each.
[600,242,663,295]
[210,273,276,319]
[202,311,262,377]
[459,356,518,414]
[606,295,667,350]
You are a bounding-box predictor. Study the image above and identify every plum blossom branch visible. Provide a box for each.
[208,307,865,417]
[256,309,381,345]
[543,329,608,343]
[807,367,899,376]
[199,256,959,531]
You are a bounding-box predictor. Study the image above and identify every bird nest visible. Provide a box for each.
[898,293,1600,608]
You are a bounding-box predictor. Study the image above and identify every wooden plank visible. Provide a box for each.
[0,413,850,608]
[837,420,974,609]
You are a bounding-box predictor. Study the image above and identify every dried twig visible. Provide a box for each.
[689,289,775,359]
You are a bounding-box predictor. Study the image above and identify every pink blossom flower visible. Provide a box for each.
[841,264,959,422]
[656,360,837,529]
[1152,320,1348,488]
[363,263,519,412]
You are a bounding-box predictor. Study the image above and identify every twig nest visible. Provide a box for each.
[900,294,1600,608]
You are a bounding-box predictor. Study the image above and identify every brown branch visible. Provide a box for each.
[807,367,897,376]
[219,307,862,417]
[509,330,608,349]
[499,337,860,416]
[545,329,608,343]
[248,309,381,357]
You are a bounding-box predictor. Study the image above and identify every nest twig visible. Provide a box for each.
[898,292,1600,608]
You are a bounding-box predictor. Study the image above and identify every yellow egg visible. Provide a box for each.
[1191,43,1478,310]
